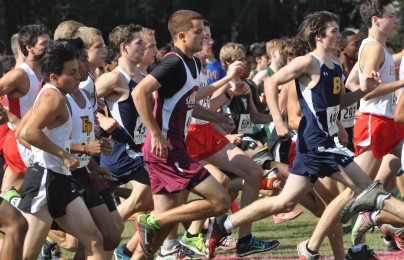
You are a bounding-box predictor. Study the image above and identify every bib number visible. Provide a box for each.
[326,105,339,136]
[134,117,146,144]
[238,114,252,134]
[340,105,356,128]
[61,139,72,175]
[77,136,92,167]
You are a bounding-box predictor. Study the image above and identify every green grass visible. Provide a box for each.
[59,198,393,259]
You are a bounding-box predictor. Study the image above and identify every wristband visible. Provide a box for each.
[224,91,232,100]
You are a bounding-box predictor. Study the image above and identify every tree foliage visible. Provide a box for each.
[0,0,403,53]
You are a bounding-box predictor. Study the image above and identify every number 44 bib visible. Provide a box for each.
[326,105,339,136]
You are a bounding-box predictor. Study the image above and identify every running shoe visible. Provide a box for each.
[205,215,231,259]
[297,240,320,260]
[136,214,157,259]
[379,224,404,250]
[351,211,375,246]
[179,233,206,256]
[39,240,63,260]
[217,235,237,251]
[345,243,380,260]
[236,236,279,257]
[156,244,180,260]
[260,168,282,190]
[382,235,400,252]
[340,181,390,224]
[272,209,303,224]
[114,244,131,260]
[1,186,21,207]
[156,244,204,260]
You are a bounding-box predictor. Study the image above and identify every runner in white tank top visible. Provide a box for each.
[16,41,106,259]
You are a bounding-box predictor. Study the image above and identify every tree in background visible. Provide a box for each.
[0,0,403,54]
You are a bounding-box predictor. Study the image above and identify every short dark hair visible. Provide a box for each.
[56,37,85,58]
[250,42,266,59]
[203,19,210,28]
[168,10,203,38]
[108,24,142,58]
[35,40,77,82]
[104,46,118,64]
[18,24,51,57]
[0,56,16,76]
[340,30,356,48]
[297,11,339,51]
[360,0,392,28]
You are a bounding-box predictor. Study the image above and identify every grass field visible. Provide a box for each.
[57,200,402,259]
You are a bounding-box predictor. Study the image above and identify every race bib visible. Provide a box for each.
[238,114,252,134]
[134,117,146,144]
[340,104,356,128]
[77,136,93,167]
[61,139,72,175]
[326,105,339,136]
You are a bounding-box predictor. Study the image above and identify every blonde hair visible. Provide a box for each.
[54,20,84,40]
[219,42,246,70]
[140,27,155,43]
[11,33,19,57]
[266,39,286,56]
[75,26,102,49]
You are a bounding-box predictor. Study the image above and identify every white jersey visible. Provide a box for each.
[397,54,404,101]
[31,84,72,175]
[190,70,209,125]
[358,38,396,118]
[79,74,98,111]
[67,89,95,168]
[7,63,40,123]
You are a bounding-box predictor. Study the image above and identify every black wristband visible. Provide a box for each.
[224,91,232,100]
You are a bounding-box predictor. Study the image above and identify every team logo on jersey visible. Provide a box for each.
[333,77,341,94]
[81,116,93,135]
[185,91,197,109]
[242,97,248,111]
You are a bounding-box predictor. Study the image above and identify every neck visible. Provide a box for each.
[89,64,98,79]
[313,48,333,63]
[25,58,42,80]
[368,29,387,46]
[174,43,195,58]
[340,56,356,76]
[138,62,148,71]
[118,58,140,75]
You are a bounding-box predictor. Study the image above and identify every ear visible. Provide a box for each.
[49,73,58,85]
[178,32,186,42]
[25,44,32,54]
[371,16,379,27]
[120,42,127,54]
[286,56,293,64]
[315,34,322,42]
[255,56,261,63]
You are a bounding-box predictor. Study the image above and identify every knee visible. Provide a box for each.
[212,193,231,216]
[217,175,230,190]
[311,206,325,218]
[102,226,121,250]
[82,227,104,250]
[278,200,296,213]
[246,163,263,185]
[61,237,79,252]
[5,213,28,239]
[15,215,28,236]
